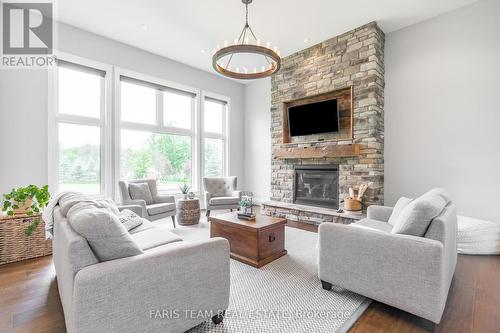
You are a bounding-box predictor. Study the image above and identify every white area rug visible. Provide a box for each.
[165,220,370,333]
[458,215,500,255]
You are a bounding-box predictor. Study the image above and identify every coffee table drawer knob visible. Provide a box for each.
[269,233,276,242]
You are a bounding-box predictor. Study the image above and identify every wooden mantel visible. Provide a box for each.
[273,143,360,159]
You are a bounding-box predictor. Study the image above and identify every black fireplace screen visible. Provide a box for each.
[294,165,339,209]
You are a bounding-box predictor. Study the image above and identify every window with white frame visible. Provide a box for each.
[203,97,228,177]
[51,59,110,195]
[118,75,197,191]
[49,55,230,198]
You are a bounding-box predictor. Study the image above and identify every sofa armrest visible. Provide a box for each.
[367,205,393,222]
[154,194,175,204]
[124,199,147,217]
[232,191,242,200]
[319,223,445,322]
[118,204,143,216]
[73,238,230,333]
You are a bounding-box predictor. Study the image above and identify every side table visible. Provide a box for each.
[176,198,200,225]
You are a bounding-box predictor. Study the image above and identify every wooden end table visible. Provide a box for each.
[209,212,287,268]
[176,198,200,225]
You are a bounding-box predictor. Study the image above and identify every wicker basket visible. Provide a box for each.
[0,214,52,265]
[344,198,362,211]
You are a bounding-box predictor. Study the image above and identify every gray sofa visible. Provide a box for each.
[118,179,176,226]
[319,191,457,324]
[52,204,230,333]
[203,176,241,216]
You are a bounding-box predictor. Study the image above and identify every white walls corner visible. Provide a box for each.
[243,78,272,203]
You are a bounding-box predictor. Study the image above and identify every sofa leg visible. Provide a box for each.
[230,209,233,212]
[211,311,225,325]
[171,216,176,228]
[206,210,210,217]
[321,280,333,290]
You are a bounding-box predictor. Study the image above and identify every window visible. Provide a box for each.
[120,130,192,190]
[50,58,110,195]
[203,97,228,178]
[58,123,101,194]
[120,81,156,125]
[118,75,197,191]
[50,56,230,198]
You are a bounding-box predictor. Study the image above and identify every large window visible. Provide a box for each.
[118,76,196,191]
[50,56,230,198]
[203,97,228,177]
[51,59,109,195]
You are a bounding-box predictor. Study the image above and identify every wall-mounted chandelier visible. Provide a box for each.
[212,0,281,80]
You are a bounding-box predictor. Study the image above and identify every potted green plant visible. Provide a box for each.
[178,181,191,199]
[239,197,253,215]
[2,185,51,236]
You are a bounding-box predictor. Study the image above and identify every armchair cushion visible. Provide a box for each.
[210,196,240,206]
[131,227,182,251]
[129,183,154,205]
[203,177,237,197]
[352,218,393,233]
[391,194,446,237]
[68,208,143,262]
[147,203,176,215]
[388,197,413,226]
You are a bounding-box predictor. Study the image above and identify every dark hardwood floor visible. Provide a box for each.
[0,216,498,333]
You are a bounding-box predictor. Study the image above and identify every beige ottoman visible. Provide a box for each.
[176,198,200,225]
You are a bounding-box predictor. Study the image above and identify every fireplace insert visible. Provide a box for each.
[293,165,339,209]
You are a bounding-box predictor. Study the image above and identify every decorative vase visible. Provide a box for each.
[187,192,195,199]
[183,193,188,199]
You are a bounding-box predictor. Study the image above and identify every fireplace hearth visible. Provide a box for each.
[293,165,339,209]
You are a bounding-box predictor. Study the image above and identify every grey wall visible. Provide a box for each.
[385,0,500,221]
[243,78,272,203]
[0,22,245,196]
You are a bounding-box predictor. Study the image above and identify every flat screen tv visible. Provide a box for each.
[288,98,339,136]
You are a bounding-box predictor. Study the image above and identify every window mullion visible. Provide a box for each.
[157,89,163,127]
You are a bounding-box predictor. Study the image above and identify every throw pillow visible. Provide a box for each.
[118,209,144,231]
[129,183,154,205]
[68,208,143,262]
[391,193,447,237]
[424,188,452,205]
[388,197,413,226]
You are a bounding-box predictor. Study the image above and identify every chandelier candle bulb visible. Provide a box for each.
[224,40,228,47]
[257,39,261,45]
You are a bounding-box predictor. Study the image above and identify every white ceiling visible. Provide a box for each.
[55,0,476,81]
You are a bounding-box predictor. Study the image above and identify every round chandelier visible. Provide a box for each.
[212,0,281,80]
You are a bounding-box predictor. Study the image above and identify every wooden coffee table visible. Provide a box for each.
[209,212,287,268]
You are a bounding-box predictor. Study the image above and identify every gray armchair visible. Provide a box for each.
[319,192,457,325]
[203,177,241,217]
[119,179,176,227]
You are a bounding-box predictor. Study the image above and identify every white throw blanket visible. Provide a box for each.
[43,192,118,240]
[43,191,73,239]
[458,215,500,255]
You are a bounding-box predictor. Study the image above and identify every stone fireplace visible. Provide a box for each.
[294,165,339,209]
[262,22,385,225]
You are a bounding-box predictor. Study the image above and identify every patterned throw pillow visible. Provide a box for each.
[118,209,144,231]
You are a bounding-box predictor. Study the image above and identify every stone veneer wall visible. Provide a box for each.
[270,22,385,208]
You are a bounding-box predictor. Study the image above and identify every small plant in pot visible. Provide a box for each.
[178,181,191,199]
[239,197,253,215]
[2,185,51,236]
